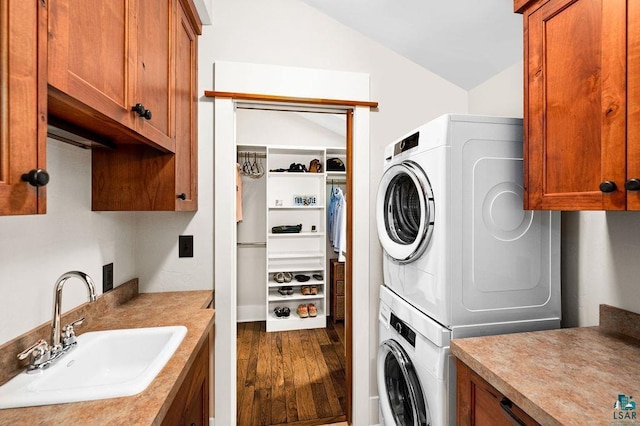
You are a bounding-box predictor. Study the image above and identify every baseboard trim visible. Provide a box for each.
[370,395,380,426]
[237,305,264,323]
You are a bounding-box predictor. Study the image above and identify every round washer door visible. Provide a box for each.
[376,161,435,263]
[377,339,430,426]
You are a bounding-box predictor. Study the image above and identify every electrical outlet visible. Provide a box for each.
[179,235,194,258]
[103,263,114,293]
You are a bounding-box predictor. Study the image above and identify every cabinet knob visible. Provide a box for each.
[177,193,187,200]
[599,181,617,193]
[131,103,152,120]
[21,169,50,187]
[625,178,640,191]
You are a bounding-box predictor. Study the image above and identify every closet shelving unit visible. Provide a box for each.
[326,147,347,184]
[266,147,327,332]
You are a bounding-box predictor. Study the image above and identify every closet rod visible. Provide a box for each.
[237,151,266,158]
[237,242,267,247]
[327,180,347,185]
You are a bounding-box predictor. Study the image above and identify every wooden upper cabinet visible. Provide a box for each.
[174,0,198,211]
[518,0,627,210]
[0,0,48,215]
[48,0,174,152]
[627,0,640,210]
[48,0,135,139]
[132,0,174,151]
[91,0,199,211]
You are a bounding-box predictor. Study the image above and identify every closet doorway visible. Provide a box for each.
[235,107,352,426]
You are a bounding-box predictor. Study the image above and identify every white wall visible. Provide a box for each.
[0,140,137,345]
[134,30,216,295]
[468,61,523,117]
[469,61,640,328]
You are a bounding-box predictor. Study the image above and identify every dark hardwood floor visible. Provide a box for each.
[237,320,347,426]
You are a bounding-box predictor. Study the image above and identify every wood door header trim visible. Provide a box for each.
[204,90,379,108]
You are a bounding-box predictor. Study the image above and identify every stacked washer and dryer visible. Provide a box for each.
[375,114,560,426]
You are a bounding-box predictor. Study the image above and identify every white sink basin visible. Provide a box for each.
[0,325,187,409]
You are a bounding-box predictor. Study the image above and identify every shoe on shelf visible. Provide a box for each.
[312,274,323,281]
[308,303,317,317]
[273,272,285,283]
[309,285,318,295]
[297,304,309,318]
[283,272,293,283]
[295,274,310,282]
[278,286,294,296]
[274,306,290,318]
[301,286,311,296]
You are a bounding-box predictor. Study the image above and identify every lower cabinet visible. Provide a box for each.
[162,334,210,426]
[456,359,539,426]
[330,259,345,323]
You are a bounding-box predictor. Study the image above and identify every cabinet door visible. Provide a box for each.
[0,0,47,215]
[133,0,174,151]
[524,0,626,210]
[457,360,539,426]
[161,335,209,426]
[48,0,133,129]
[627,1,640,210]
[174,0,198,211]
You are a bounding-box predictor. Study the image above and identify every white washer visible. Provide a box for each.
[377,285,454,426]
[376,114,561,335]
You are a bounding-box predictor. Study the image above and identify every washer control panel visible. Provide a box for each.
[390,313,416,347]
[393,131,420,156]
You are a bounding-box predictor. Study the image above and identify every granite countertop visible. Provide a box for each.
[451,305,640,426]
[0,279,214,425]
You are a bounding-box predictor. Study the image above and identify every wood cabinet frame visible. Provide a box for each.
[518,0,630,210]
[0,0,48,215]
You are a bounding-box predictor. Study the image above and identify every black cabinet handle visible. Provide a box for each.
[177,193,187,200]
[131,103,152,120]
[21,169,50,187]
[599,181,617,193]
[500,398,526,426]
[625,178,640,191]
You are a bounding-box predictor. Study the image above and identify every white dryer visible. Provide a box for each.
[378,285,454,426]
[376,114,560,336]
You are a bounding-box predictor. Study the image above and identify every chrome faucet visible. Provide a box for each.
[17,271,97,373]
[51,271,97,352]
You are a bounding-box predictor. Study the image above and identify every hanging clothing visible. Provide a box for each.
[328,187,346,261]
[236,163,243,222]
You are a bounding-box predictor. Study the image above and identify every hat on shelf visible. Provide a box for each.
[326,158,345,172]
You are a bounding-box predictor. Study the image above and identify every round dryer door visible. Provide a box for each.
[377,339,430,426]
[376,160,435,263]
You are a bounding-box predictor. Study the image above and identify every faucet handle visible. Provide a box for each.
[62,317,85,347]
[17,339,49,361]
[17,339,51,371]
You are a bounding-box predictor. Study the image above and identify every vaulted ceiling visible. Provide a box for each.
[300,0,523,90]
